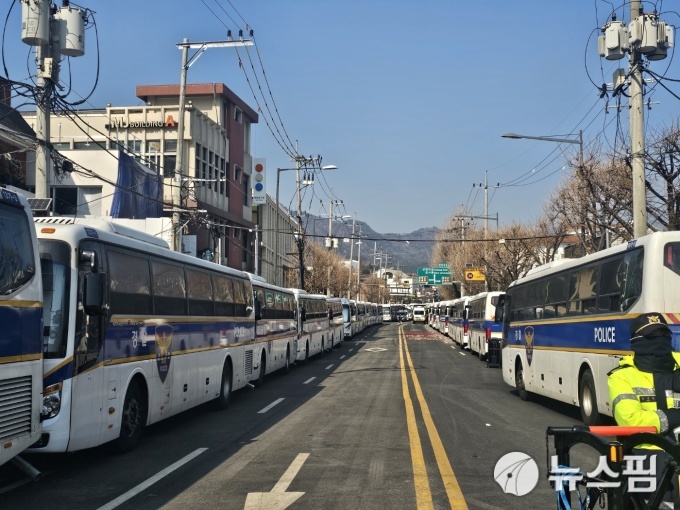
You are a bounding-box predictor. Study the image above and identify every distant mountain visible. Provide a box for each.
[302,213,437,274]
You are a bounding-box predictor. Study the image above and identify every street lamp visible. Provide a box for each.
[502,131,583,163]
[502,130,588,249]
[275,164,338,289]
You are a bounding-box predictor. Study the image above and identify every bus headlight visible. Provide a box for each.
[42,382,63,420]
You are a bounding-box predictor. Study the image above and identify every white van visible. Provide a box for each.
[412,306,426,323]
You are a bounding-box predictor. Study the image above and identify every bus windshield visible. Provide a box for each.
[39,239,71,359]
[0,202,36,295]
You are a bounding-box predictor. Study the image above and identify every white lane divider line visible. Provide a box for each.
[97,448,208,510]
[340,355,346,359]
[258,397,285,414]
[325,364,334,370]
[303,377,316,385]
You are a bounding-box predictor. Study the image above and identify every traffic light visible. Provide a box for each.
[252,158,266,205]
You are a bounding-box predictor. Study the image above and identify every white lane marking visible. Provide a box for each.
[244,453,310,509]
[325,364,334,370]
[349,349,354,352]
[258,397,285,414]
[459,352,466,356]
[339,355,346,359]
[303,377,316,385]
[97,448,208,510]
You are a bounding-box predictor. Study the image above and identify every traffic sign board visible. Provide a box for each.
[417,266,451,285]
[465,269,485,281]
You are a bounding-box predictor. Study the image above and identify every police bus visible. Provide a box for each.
[468,292,504,361]
[382,304,392,322]
[291,290,332,363]
[496,232,680,426]
[0,188,42,466]
[326,297,344,347]
[449,297,470,348]
[32,218,258,453]
[250,274,298,380]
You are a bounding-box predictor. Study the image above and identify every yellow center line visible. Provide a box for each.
[402,325,469,510]
[399,325,434,510]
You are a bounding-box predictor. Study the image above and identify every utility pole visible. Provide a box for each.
[22,1,85,201]
[356,227,362,301]
[35,43,50,200]
[326,198,342,250]
[629,1,647,239]
[254,226,259,276]
[347,216,356,298]
[173,39,189,252]
[172,35,253,253]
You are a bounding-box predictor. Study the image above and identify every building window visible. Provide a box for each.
[242,230,249,263]
[74,141,104,150]
[234,165,242,183]
[220,158,226,196]
[163,155,176,178]
[234,107,242,124]
[145,140,161,172]
[243,174,250,206]
[128,138,142,155]
[164,140,177,152]
[52,186,102,216]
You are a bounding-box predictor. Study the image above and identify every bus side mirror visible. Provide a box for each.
[80,250,98,273]
[254,298,262,321]
[494,295,508,323]
[84,272,107,316]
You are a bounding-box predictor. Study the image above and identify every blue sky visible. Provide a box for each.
[4,0,680,233]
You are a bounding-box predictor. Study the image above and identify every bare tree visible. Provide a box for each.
[297,241,350,296]
[645,122,680,231]
[547,149,633,253]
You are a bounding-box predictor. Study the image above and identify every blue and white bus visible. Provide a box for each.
[449,297,470,348]
[497,231,680,426]
[439,300,454,336]
[291,290,332,362]
[341,298,353,338]
[32,218,258,453]
[0,188,42,466]
[249,274,298,379]
[326,297,344,347]
[468,291,504,361]
[382,304,392,322]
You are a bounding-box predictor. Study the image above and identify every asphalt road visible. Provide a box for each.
[0,322,604,510]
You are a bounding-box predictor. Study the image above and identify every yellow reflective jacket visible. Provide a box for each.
[608,353,680,435]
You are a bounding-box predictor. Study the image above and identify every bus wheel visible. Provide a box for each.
[117,380,146,453]
[579,369,602,426]
[256,352,266,387]
[303,341,310,365]
[214,360,232,409]
[516,361,530,401]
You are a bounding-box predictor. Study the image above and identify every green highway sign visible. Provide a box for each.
[417,266,452,285]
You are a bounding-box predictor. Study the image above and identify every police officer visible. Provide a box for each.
[608,312,680,505]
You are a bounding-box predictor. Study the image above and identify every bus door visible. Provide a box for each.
[70,240,112,450]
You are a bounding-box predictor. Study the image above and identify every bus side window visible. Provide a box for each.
[620,249,643,311]
[598,256,623,313]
